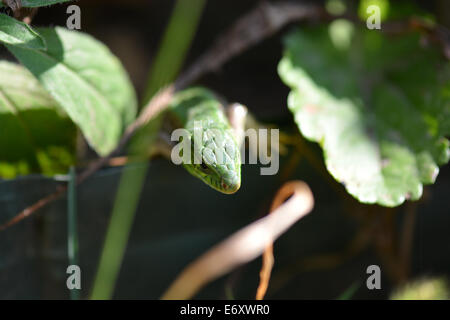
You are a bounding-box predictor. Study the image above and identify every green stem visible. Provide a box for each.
[90,162,148,299]
[90,0,206,300]
[142,0,207,104]
[68,166,80,300]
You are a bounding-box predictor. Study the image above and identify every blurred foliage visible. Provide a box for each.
[358,0,390,21]
[7,27,137,156]
[0,13,46,49]
[383,0,436,22]
[1,0,450,300]
[0,61,75,178]
[278,22,449,207]
[325,0,347,16]
[391,278,449,300]
[90,0,206,300]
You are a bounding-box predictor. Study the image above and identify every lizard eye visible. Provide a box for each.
[198,162,212,174]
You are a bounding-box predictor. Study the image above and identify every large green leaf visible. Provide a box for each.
[0,61,76,178]
[0,13,45,49]
[7,27,137,155]
[278,21,449,207]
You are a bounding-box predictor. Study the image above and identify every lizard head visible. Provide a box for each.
[170,87,242,194]
[182,124,241,194]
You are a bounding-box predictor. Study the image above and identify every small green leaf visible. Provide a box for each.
[279,25,449,207]
[0,61,76,178]
[0,13,46,49]
[0,0,72,8]
[7,27,137,155]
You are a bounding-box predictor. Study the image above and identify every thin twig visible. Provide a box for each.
[76,85,175,184]
[176,1,319,87]
[256,181,302,300]
[0,185,66,231]
[0,1,321,231]
[161,181,314,300]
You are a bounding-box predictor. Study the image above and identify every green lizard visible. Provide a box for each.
[162,87,243,194]
[150,86,283,194]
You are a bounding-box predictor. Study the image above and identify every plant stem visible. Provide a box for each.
[68,166,80,300]
[142,0,206,104]
[90,0,206,300]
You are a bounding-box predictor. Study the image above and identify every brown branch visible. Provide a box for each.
[256,182,303,300]
[161,181,314,300]
[76,84,175,184]
[176,1,319,87]
[0,1,321,231]
[0,185,66,231]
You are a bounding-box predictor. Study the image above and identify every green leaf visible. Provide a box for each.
[0,13,46,49]
[0,61,76,178]
[278,22,450,207]
[6,27,137,155]
[0,0,72,8]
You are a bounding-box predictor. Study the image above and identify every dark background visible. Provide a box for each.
[0,0,449,299]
